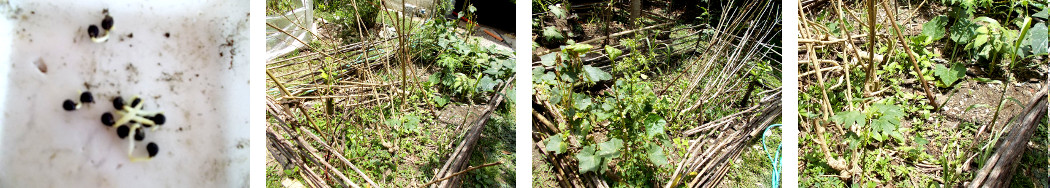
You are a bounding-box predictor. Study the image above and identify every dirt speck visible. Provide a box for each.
[164,32,170,38]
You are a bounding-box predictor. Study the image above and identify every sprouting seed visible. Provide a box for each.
[87,25,100,38]
[80,91,94,103]
[112,96,125,109]
[101,112,115,126]
[150,114,165,125]
[146,142,158,157]
[88,25,108,43]
[130,98,141,108]
[101,15,113,30]
[63,99,77,111]
[116,125,130,139]
[134,128,145,141]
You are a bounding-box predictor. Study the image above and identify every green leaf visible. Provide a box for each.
[1035,7,1048,19]
[432,95,448,107]
[583,65,612,82]
[605,45,623,60]
[573,94,592,110]
[403,115,420,130]
[548,5,567,19]
[921,15,949,43]
[831,111,866,128]
[873,103,904,121]
[596,138,623,158]
[576,145,599,173]
[644,114,667,138]
[477,76,498,92]
[647,143,669,166]
[565,43,594,55]
[950,19,979,43]
[1023,23,1047,56]
[542,26,564,42]
[973,34,989,48]
[933,62,965,86]
[545,134,567,154]
[540,53,558,66]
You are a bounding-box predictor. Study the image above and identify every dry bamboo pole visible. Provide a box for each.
[969,88,1048,187]
[431,78,514,188]
[880,0,939,111]
[420,162,503,187]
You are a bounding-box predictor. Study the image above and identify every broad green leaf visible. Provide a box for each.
[576,145,599,173]
[403,115,420,130]
[548,5,567,19]
[873,103,904,121]
[596,138,623,158]
[1023,23,1048,56]
[644,114,667,138]
[831,111,866,128]
[921,15,949,43]
[565,43,594,54]
[540,53,558,66]
[605,45,623,60]
[433,95,448,107]
[477,76,498,92]
[647,143,669,166]
[483,62,503,76]
[542,26,564,41]
[973,34,989,47]
[573,94,592,110]
[1035,7,1049,19]
[583,65,612,82]
[950,19,979,43]
[545,134,567,154]
[933,63,965,86]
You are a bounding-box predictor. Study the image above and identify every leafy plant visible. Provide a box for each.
[933,62,966,87]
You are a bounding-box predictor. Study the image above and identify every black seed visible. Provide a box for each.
[112,97,124,109]
[88,25,99,38]
[146,142,159,157]
[101,112,114,126]
[164,32,170,38]
[116,125,129,139]
[63,99,76,111]
[134,128,145,141]
[130,98,141,108]
[101,15,113,30]
[80,91,94,103]
[151,114,166,125]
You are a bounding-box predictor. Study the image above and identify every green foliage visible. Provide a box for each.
[313,0,380,43]
[546,133,568,154]
[604,45,623,60]
[920,15,950,45]
[577,138,623,173]
[542,27,565,43]
[417,14,515,101]
[548,5,568,19]
[384,114,421,133]
[534,49,671,185]
[937,0,1047,73]
[933,62,966,87]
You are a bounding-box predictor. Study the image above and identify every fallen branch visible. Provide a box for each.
[420,162,503,187]
[968,87,1048,187]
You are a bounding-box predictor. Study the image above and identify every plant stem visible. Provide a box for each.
[881,0,939,111]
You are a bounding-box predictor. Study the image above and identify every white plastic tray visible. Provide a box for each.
[0,0,249,187]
